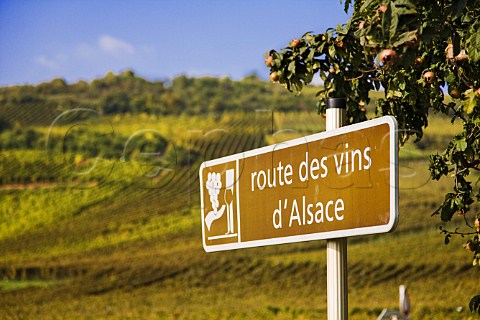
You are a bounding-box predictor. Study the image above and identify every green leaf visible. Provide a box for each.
[464,94,478,114]
[466,26,480,62]
[381,2,393,41]
[441,205,455,222]
[288,61,296,74]
[462,12,472,24]
[328,45,336,58]
[393,91,403,98]
[470,295,480,314]
[392,30,418,47]
[390,5,399,41]
[360,0,376,12]
[301,31,314,38]
[420,26,436,44]
[341,0,352,13]
[444,234,450,244]
[451,0,467,20]
[394,7,417,15]
[395,0,415,7]
[456,138,467,151]
[440,194,456,222]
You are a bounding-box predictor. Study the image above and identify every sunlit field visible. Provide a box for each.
[1,109,479,319]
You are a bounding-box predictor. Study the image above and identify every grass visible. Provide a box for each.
[0,183,121,241]
[0,111,479,319]
[0,280,59,292]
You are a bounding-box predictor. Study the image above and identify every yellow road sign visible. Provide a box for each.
[200,116,398,252]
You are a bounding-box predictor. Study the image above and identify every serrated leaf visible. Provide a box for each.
[466,26,480,62]
[341,0,352,13]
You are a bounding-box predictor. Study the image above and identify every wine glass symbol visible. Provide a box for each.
[224,169,235,234]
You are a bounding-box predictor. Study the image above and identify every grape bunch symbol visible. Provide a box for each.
[207,173,222,213]
[204,170,235,234]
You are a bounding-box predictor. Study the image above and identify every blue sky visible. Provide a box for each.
[0,0,349,86]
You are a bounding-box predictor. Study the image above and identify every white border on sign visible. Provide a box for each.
[200,116,399,252]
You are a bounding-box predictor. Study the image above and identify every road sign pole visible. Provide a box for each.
[325,98,348,320]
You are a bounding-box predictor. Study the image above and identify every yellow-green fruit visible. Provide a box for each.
[450,89,461,99]
[466,242,475,252]
[424,71,436,84]
[270,72,279,82]
[445,44,454,60]
[291,39,301,48]
[455,50,469,63]
[265,56,273,67]
[379,49,398,66]
[377,5,387,12]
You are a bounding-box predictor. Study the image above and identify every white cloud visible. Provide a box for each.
[98,34,135,57]
[34,55,60,69]
[34,35,141,79]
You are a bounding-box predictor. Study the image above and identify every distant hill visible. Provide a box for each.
[1,71,476,319]
[0,70,320,127]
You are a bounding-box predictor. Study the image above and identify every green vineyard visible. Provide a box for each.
[0,104,479,319]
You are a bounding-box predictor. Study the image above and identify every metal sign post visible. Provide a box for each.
[325,98,348,320]
[200,98,399,320]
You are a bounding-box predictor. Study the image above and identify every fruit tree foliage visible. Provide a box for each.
[265,0,480,312]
